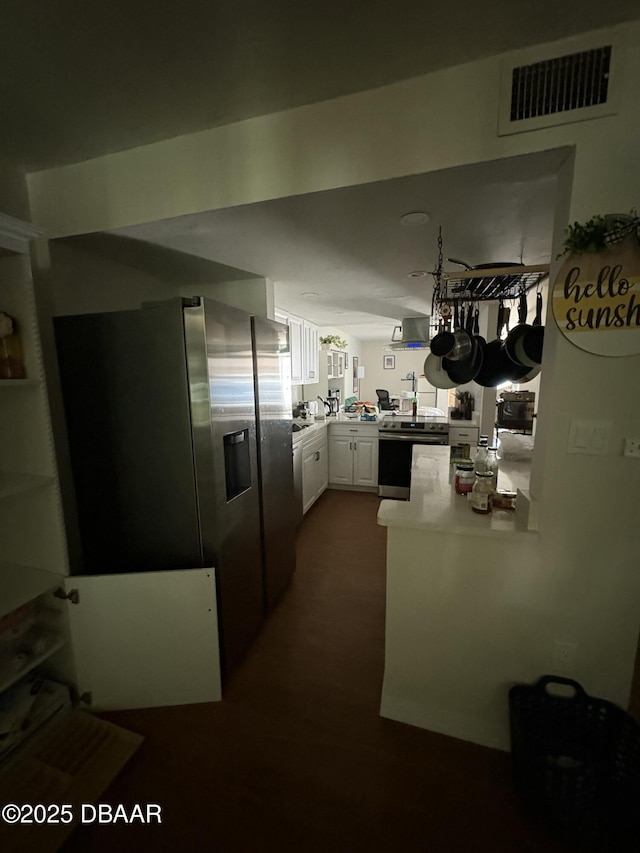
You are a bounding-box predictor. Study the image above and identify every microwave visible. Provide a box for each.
[497,392,535,432]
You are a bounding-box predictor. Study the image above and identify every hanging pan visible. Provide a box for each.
[504,291,534,366]
[513,291,544,368]
[443,305,483,385]
[423,352,458,389]
[429,302,473,361]
[474,302,516,387]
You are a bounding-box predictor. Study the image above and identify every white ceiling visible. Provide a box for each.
[113,148,566,340]
[1,0,639,171]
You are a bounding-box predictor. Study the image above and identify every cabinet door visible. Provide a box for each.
[288,315,304,384]
[303,321,319,383]
[315,436,328,497]
[302,444,317,514]
[328,434,353,484]
[353,437,379,487]
[66,568,221,710]
[326,350,334,379]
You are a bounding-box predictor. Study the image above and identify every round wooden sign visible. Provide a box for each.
[552,237,640,357]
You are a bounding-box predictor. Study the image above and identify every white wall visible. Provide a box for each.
[25,21,640,737]
[0,157,30,221]
[359,342,428,406]
[48,241,174,314]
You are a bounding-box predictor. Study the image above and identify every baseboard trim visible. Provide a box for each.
[379,694,510,752]
[327,484,378,493]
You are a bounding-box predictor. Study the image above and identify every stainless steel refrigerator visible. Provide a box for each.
[54,297,296,675]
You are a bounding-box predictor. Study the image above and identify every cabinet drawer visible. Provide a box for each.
[449,426,479,445]
[330,423,378,437]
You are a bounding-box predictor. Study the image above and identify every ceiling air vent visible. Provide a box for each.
[510,46,611,122]
[498,32,622,136]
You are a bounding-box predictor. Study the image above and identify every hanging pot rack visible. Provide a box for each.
[437,264,549,304]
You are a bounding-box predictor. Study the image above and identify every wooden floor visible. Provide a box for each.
[62,490,573,853]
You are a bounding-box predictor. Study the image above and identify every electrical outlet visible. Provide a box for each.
[623,438,640,458]
[554,641,578,675]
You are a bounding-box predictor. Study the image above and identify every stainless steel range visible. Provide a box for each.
[378,415,449,499]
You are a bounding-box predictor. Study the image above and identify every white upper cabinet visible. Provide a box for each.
[287,314,304,383]
[274,309,319,386]
[303,320,319,384]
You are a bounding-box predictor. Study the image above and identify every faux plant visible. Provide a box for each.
[557,215,607,258]
[319,334,347,349]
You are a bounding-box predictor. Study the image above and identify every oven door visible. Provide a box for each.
[378,434,446,499]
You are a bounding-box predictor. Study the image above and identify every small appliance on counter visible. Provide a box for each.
[327,389,340,415]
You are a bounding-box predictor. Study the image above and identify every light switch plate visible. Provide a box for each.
[568,419,612,455]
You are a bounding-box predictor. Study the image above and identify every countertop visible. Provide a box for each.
[377,445,535,539]
[291,418,328,444]
[292,413,381,442]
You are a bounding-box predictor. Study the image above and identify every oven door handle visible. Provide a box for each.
[378,433,447,443]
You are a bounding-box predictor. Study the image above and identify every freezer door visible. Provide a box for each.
[54,303,202,574]
[251,316,297,609]
[66,569,221,710]
[184,299,264,674]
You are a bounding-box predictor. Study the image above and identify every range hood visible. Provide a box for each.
[386,316,431,351]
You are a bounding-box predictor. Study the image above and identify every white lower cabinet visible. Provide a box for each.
[328,424,379,489]
[302,427,328,514]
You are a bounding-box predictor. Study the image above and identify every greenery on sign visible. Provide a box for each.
[557,215,607,258]
[319,334,347,348]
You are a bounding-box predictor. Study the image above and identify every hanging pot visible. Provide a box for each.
[429,302,472,360]
[513,292,545,368]
[474,303,508,387]
[444,305,483,385]
[503,291,533,365]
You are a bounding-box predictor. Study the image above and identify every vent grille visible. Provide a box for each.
[510,46,611,122]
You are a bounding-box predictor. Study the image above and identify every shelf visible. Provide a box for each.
[0,473,53,499]
[0,561,62,619]
[0,632,68,694]
[435,264,549,304]
[0,379,39,388]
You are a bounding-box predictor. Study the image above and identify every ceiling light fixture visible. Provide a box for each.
[400,211,430,226]
[408,270,428,278]
[301,292,318,298]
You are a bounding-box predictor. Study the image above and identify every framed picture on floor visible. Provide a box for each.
[352,356,359,395]
[383,355,395,369]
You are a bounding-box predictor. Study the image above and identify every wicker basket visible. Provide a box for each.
[509,675,640,849]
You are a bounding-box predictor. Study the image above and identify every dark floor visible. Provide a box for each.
[62,490,573,853]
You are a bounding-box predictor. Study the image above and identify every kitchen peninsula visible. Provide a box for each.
[377,445,541,751]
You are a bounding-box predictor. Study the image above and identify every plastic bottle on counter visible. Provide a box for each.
[471,471,494,514]
[474,436,489,474]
